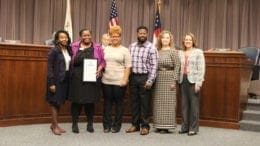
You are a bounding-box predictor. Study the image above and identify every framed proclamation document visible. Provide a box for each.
[83,59,97,82]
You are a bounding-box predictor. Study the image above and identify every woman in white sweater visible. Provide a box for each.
[102,26,132,133]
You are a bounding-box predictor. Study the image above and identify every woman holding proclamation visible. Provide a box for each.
[69,29,105,133]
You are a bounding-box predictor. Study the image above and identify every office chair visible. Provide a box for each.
[238,47,260,98]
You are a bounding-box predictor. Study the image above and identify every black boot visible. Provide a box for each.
[85,103,95,133]
[72,121,79,133]
[71,103,82,134]
[87,123,94,133]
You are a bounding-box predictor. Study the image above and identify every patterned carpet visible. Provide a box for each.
[0,123,260,146]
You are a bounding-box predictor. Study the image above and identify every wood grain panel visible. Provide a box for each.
[0,44,253,129]
[0,43,132,126]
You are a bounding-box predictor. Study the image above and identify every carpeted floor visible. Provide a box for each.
[0,123,259,146]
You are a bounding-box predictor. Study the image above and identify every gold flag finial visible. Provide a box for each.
[157,0,162,13]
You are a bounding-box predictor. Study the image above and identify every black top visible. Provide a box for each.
[69,46,101,104]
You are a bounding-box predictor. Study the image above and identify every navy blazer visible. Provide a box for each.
[47,47,72,86]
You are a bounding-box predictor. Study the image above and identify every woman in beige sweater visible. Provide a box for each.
[102,26,132,133]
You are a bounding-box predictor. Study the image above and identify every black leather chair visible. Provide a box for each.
[238,46,259,80]
[238,47,260,98]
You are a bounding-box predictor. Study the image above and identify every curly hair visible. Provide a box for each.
[109,26,122,36]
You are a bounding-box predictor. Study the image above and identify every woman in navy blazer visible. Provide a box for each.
[46,30,72,135]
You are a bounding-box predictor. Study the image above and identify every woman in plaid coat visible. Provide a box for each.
[153,30,180,133]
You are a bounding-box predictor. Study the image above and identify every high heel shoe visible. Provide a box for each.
[50,125,62,135]
[57,125,66,133]
[50,124,55,130]
[159,129,169,134]
[178,130,188,134]
[155,128,161,133]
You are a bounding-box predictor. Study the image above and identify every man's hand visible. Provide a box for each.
[144,82,152,89]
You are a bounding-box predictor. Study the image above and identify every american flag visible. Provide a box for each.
[109,0,119,28]
[152,5,161,46]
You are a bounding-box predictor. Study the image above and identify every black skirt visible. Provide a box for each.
[69,76,101,104]
[46,71,70,107]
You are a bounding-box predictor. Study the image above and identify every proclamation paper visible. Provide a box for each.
[83,59,97,82]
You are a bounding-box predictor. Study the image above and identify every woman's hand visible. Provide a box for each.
[170,83,176,90]
[120,79,128,87]
[96,66,103,78]
[50,85,56,93]
[96,70,101,78]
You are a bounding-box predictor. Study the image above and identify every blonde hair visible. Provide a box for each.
[109,26,122,36]
[182,32,198,51]
[157,30,175,50]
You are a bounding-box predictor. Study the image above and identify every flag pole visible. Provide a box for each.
[64,0,73,41]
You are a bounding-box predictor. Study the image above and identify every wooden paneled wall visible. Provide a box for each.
[0,44,252,129]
